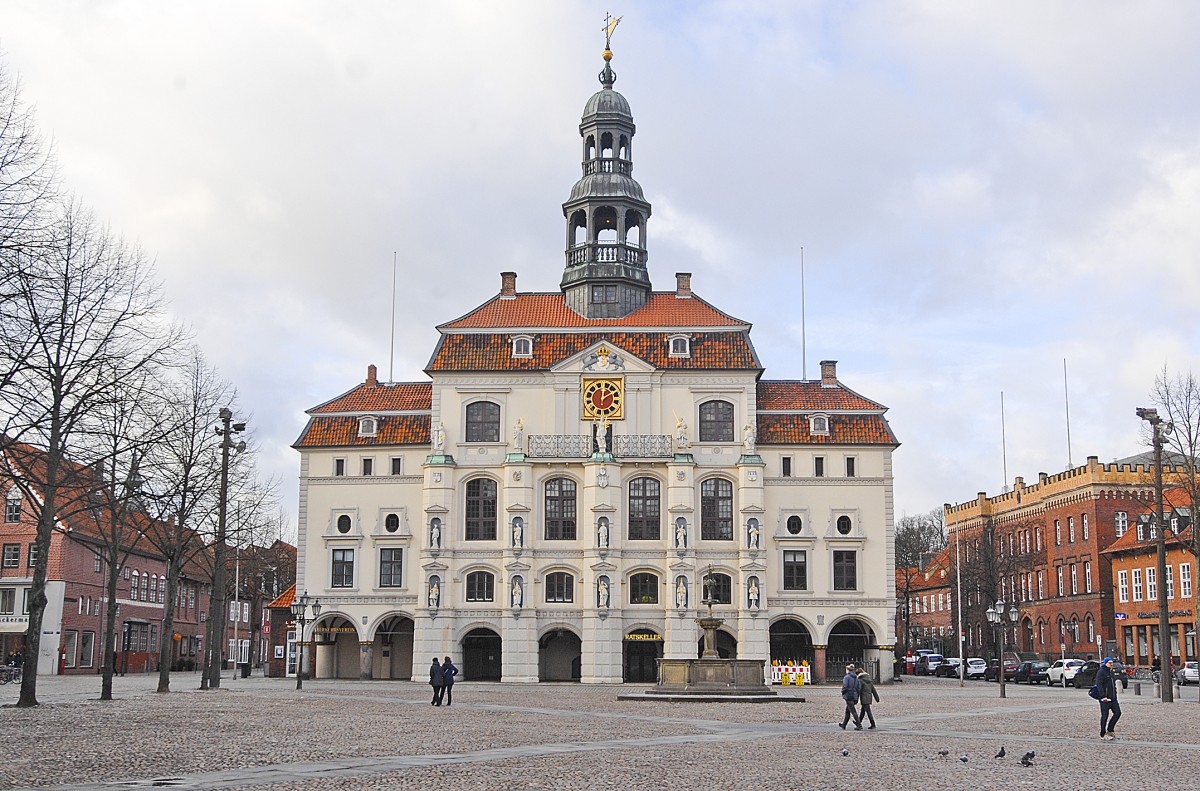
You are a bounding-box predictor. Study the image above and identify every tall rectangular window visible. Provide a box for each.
[1055,521,1061,546]
[390,457,403,475]
[1,544,18,568]
[1084,561,1092,593]
[3,496,19,523]
[1081,513,1089,540]
[465,478,498,541]
[814,457,825,477]
[1056,566,1063,596]
[1132,568,1143,601]
[27,543,38,567]
[0,589,13,614]
[1036,528,1042,551]
[334,458,346,477]
[783,550,807,590]
[1114,511,1128,537]
[781,457,792,477]
[544,477,577,540]
[700,478,734,540]
[79,631,95,668]
[1070,564,1078,594]
[1037,570,1044,599]
[627,477,661,540]
[845,457,856,477]
[1068,517,1075,543]
[1146,567,1156,600]
[1166,565,1174,599]
[361,458,373,476]
[1118,570,1129,602]
[833,551,857,591]
[1181,563,1192,598]
[379,548,403,587]
[331,549,354,588]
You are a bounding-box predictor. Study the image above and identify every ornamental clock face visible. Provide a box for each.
[582,378,624,419]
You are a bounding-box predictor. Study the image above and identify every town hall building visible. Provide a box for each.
[293,44,900,684]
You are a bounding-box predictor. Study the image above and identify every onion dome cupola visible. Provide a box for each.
[561,36,652,319]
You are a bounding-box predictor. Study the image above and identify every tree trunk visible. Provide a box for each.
[156,557,181,693]
[17,434,61,708]
[101,540,121,700]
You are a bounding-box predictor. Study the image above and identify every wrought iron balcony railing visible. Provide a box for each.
[525,434,672,459]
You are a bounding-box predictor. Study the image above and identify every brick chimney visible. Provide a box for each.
[820,359,838,387]
[500,271,517,298]
[366,364,378,386]
[675,272,692,298]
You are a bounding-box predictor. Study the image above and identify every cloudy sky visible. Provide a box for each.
[3,1,1198,537]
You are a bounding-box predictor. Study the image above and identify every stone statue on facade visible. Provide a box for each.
[431,422,446,453]
[511,577,523,608]
[513,418,524,452]
[597,578,609,608]
[597,519,609,547]
[675,416,690,450]
[675,577,687,609]
[748,578,760,609]
[594,417,609,454]
[748,520,760,549]
[512,518,523,548]
[430,520,441,548]
[743,424,756,454]
[428,579,440,609]
[675,519,687,549]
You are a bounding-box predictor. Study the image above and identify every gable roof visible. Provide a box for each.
[438,292,748,331]
[294,414,431,449]
[757,380,886,411]
[756,414,898,446]
[310,382,432,414]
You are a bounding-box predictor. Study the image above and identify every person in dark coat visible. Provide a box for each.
[441,656,459,706]
[839,663,862,730]
[1096,657,1121,740]
[856,665,880,729]
[429,657,445,706]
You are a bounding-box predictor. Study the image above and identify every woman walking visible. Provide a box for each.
[441,656,459,706]
[856,665,880,729]
[1096,657,1121,740]
[429,657,445,706]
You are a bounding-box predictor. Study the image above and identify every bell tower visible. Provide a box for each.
[561,21,653,319]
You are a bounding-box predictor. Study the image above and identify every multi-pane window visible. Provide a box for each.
[1082,513,1089,540]
[545,572,574,603]
[783,550,807,590]
[833,551,857,591]
[1070,564,1078,594]
[1068,517,1075,543]
[1,544,18,568]
[336,515,352,534]
[149,575,157,602]
[27,543,37,567]
[544,478,577,540]
[703,573,732,604]
[95,555,103,573]
[836,515,852,535]
[466,571,494,602]
[0,589,13,614]
[628,477,661,540]
[1056,566,1063,596]
[629,572,658,604]
[331,549,354,588]
[1166,564,1174,599]
[1115,511,1128,537]
[379,549,403,587]
[1036,528,1042,551]
[131,571,140,600]
[1054,520,1061,545]
[1181,563,1193,598]
[1085,561,1093,593]
[1038,571,1044,599]
[698,400,734,442]
[700,478,733,540]
[591,284,618,303]
[1118,570,1129,602]
[1146,567,1156,600]
[4,493,19,523]
[465,401,501,442]
[1132,568,1143,601]
[465,478,498,540]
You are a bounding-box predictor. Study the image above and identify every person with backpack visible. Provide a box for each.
[856,665,880,729]
[1096,657,1121,740]
[440,656,459,706]
[429,657,445,706]
[839,663,862,730]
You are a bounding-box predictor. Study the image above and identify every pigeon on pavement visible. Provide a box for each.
[959,755,969,763]
[937,750,949,758]
[841,748,850,756]
[1022,751,1036,762]
[995,747,1006,758]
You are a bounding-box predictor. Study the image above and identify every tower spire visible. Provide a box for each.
[600,12,622,88]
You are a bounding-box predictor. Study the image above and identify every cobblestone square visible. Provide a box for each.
[2,674,1196,790]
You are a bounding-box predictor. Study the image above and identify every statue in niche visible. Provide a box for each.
[511,577,523,608]
[594,417,609,454]
[748,578,760,609]
[675,519,687,549]
[513,418,525,452]
[429,520,441,549]
[431,422,446,453]
[597,578,609,608]
[597,519,609,548]
[512,518,523,548]
[675,416,690,450]
[675,577,687,609]
[743,424,756,454]
[428,579,440,609]
[748,520,760,549]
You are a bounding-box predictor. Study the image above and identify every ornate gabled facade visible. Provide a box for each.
[293,43,899,684]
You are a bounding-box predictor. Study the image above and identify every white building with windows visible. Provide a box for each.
[294,46,899,684]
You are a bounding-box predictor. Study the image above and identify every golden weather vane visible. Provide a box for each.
[603,12,623,51]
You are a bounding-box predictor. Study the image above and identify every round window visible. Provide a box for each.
[786,515,802,534]
[384,513,400,533]
[336,514,352,534]
[836,515,852,535]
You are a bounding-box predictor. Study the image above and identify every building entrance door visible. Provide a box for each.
[623,629,662,683]
[462,628,502,680]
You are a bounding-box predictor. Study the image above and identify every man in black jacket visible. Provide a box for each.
[839,664,862,730]
[441,656,459,706]
[429,657,445,706]
[1096,657,1121,740]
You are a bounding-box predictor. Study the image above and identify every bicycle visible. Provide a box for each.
[1132,667,1160,684]
[0,666,21,685]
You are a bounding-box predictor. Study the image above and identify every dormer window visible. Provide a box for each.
[809,414,829,436]
[668,334,690,358]
[512,336,533,358]
[358,416,378,437]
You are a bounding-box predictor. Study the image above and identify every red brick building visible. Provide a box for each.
[220,540,295,674]
[895,548,955,660]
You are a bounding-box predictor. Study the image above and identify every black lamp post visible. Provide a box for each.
[986,598,1019,698]
[290,591,321,691]
[1137,406,1174,703]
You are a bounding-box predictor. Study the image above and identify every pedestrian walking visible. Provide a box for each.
[1096,657,1121,740]
[429,657,445,706]
[839,663,862,730]
[856,665,880,729]
[441,656,459,706]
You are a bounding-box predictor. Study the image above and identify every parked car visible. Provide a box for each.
[934,657,963,678]
[964,657,988,679]
[984,659,1019,681]
[1013,660,1051,684]
[1175,661,1199,685]
[1047,658,1085,687]
[1072,659,1129,690]
[915,654,944,676]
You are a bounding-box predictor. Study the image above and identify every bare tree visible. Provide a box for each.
[895,508,947,654]
[0,203,180,707]
[949,516,1040,659]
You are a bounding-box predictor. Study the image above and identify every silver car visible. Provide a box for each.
[1176,661,1199,685]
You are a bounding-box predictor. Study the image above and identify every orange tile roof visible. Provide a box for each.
[427,331,760,372]
[756,414,898,445]
[267,582,296,610]
[311,382,432,413]
[1101,523,1193,555]
[439,292,748,330]
[757,381,885,411]
[294,414,431,449]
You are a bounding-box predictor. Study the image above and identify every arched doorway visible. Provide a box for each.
[696,629,738,659]
[1022,617,1035,654]
[770,618,814,666]
[623,628,662,683]
[373,616,414,680]
[312,615,360,679]
[462,628,502,681]
[827,618,873,677]
[538,628,581,681]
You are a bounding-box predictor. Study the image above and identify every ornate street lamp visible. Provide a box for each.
[986,598,1019,698]
[290,591,321,691]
